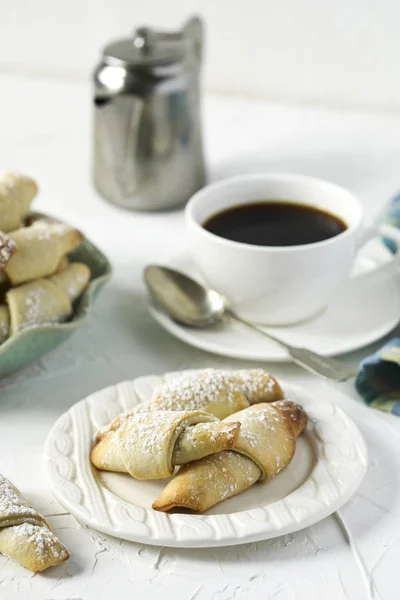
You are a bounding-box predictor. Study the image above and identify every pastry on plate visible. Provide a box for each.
[233,369,284,404]
[150,368,284,418]
[0,474,69,572]
[91,410,241,480]
[94,369,284,442]
[153,400,307,512]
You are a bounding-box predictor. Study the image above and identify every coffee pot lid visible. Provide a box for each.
[102,18,202,67]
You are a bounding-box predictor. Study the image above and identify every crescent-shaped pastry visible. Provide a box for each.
[90,410,241,480]
[150,369,283,418]
[0,474,69,572]
[0,263,90,339]
[150,369,250,418]
[0,174,38,233]
[94,403,150,444]
[5,221,82,285]
[6,279,72,334]
[232,369,284,404]
[49,262,91,302]
[152,400,307,512]
[94,369,284,444]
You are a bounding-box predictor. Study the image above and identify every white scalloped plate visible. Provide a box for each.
[43,371,367,548]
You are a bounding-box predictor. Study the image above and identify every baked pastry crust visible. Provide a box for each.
[149,369,283,418]
[49,262,90,302]
[5,220,82,285]
[153,400,307,513]
[0,230,17,273]
[0,474,69,572]
[1,261,90,337]
[91,410,240,480]
[0,173,37,233]
[6,279,72,334]
[95,369,285,443]
[150,370,249,418]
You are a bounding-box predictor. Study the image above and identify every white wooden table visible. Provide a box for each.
[0,73,399,600]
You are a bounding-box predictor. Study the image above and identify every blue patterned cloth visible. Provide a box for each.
[356,339,400,415]
[379,191,400,253]
[354,192,400,413]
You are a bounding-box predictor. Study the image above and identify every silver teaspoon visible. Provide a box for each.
[144,265,357,382]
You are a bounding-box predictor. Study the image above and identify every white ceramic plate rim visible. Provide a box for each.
[43,371,367,548]
[147,253,400,362]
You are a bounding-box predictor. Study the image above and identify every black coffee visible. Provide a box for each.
[203,201,347,247]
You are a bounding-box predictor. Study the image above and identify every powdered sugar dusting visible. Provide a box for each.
[150,369,248,416]
[157,450,261,510]
[173,421,238,464]
[236,409,286,451]
[28,219,72,241]
[271,399,307,434]
[0,474,36,519]
[65,266,89,300]
[50,263,90,302]
[0,474,68,569]
[9,280,69,332]
[95,403,150,442]
[234,369,283,404]
[119,411,180,458]
[93,410,234,476]
[211,452,259,501]
[6,522,69,564]
[23,285,45,328]
[0,231,16,270]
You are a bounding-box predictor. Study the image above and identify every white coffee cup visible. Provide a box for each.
[185,173,400,325]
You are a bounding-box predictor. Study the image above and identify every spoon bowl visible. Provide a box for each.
[144,265,357,382]
[144,265,225,327]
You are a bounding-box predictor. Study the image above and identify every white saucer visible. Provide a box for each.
[43,371,367,548]
[148,251,400,362]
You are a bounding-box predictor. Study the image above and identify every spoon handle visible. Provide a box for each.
[226,310,357,382]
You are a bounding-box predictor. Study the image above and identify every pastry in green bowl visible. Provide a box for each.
[0,173,111,378]
[0,236,111,379]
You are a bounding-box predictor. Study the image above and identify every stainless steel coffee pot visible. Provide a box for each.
[93,16,206,211]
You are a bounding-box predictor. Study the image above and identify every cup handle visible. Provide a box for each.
[357,224,400,252]
[355,223,400,278]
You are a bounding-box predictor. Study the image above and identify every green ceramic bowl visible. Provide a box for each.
[0,237,112,379]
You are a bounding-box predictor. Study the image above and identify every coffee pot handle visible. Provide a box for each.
[183,16,204,65]
[132,16,203,66]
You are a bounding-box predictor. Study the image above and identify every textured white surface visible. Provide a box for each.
[43,374,367,547]
[1,1,400,112]
[0,72,399,597]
